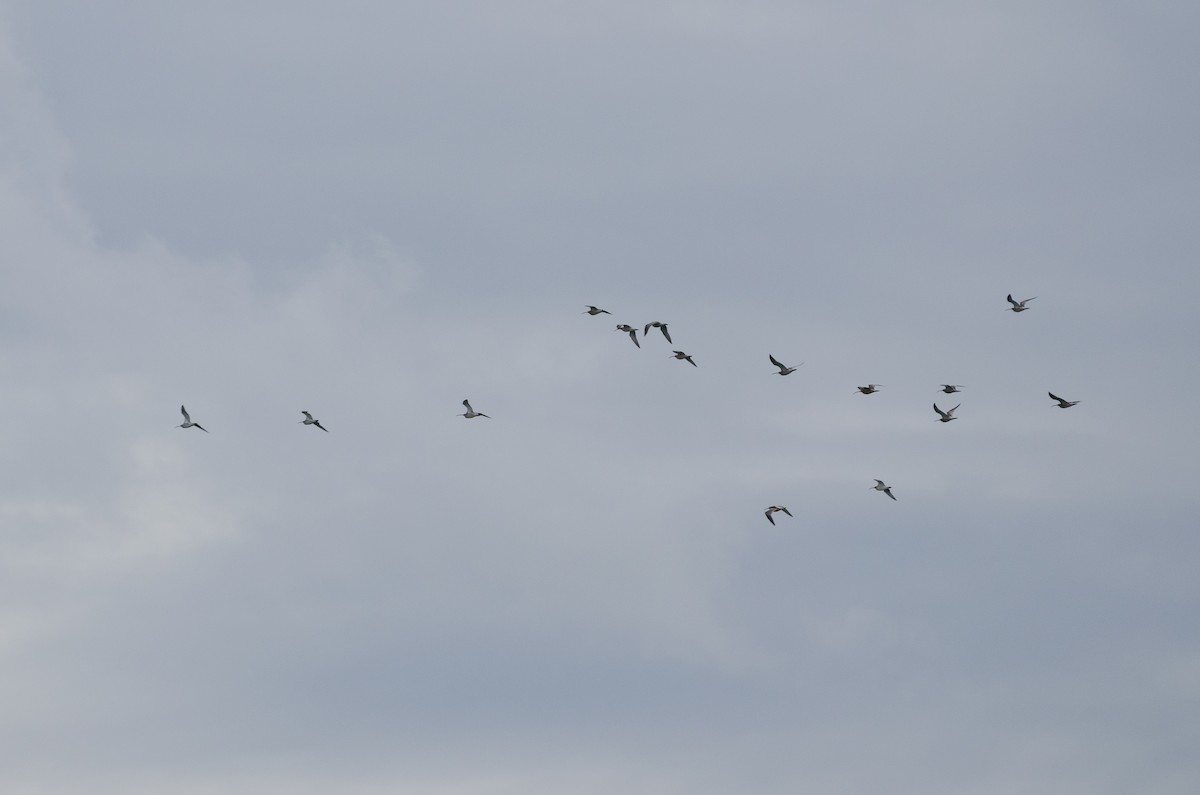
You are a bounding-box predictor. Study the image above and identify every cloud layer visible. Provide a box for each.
[2,3,1199,793]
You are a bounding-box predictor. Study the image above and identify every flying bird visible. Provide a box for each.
[615,324,640,348]
[939,384,965,393]
[176,405,208,433]
[856,384,883,394]
[671,350,697,367]
[1006,294,1037,312]
[299,410,328,431]
[1048,392,1079,408]
[459,399,491,418]
[769,354,801,376]
[584,305,611,315]
[933,402,960,422]
[643,321,672,343]
[764,505,793,525]
[872,480,897,501]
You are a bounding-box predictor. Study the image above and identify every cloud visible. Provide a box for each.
[3,3,1200,793]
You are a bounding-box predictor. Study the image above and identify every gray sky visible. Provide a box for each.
[2,2,1199,792]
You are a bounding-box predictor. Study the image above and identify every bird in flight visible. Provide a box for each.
[299,410,329,431]
[584,305,611,315]
[769,354,801,376]
[872,480,897,500]
[933,402,960,422]
[856,384,883,394]
[939,384,965,394]
[460,399,491,418]
[643,321,672,343]
[615,324,640,348]
[1048,392,1079,408]
[176,405,208,433]
[1006,294,1037,312]
[764,505,793,525]
[671,350,697,367]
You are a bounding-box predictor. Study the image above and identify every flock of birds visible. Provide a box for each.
[588,295,1077,526]
[174,294,1078,527]
[588,305,923,524]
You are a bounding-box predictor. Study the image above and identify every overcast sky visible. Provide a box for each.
[2,2,1199,793]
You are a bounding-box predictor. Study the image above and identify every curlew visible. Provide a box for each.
[764,506,793,526]
[176,405,208,433]
[769,354,801,376]
[299,410,329,431]
[643,321,672,344]
[459,399,491,418]
[933,402,960,422]
[1048,392,1079,408]
[1006,294,1037,312]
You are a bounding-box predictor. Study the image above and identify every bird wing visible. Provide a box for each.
[765,510,775,525]
[769,354,784,370]
[463,400,472,411]
[315,420,328,431]
[1007,294,1017,306]
[1048,392,1062,402]
[630,330,640,347]
[885,488,896,500]
[933,403,947,417]
[302,411,313,421]
[950,404,960,414]
[180,405,191,422]
[661,326,672,343]
[781,507,792,517]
